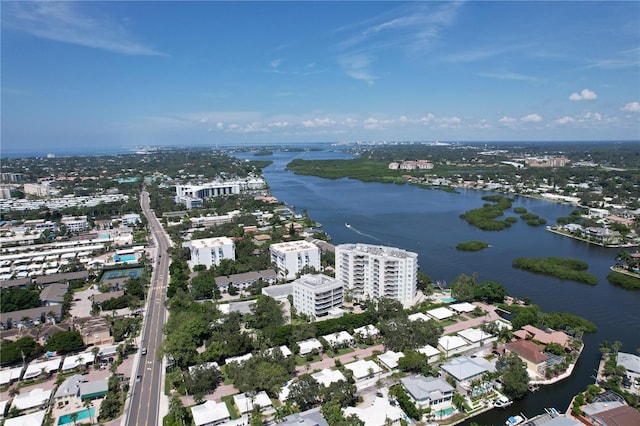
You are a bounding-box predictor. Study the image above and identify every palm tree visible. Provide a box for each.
[8,387,20,398]
[83,399,95,424]
[70,411,79,426]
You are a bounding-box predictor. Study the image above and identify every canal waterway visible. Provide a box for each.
[236,148,640,424]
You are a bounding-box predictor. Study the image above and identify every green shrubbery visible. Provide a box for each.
[512,257,598,285]
[607,271,640,289]
[459,195,516,231]
[456,240,489,251]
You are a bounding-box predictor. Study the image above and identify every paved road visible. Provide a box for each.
[127,191,170,426]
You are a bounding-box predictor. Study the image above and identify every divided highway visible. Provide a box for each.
[127,191,170,426]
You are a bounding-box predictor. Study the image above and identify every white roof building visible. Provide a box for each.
[270,241,321,281]
[311,368,347,387]
[617,352,640,377]
[377,351,405,370]
[225,353,253,366]
[345,359,382,380]
[183,237,236,270]
[233,391,273,414]
[449,302,476,314]
[54,374,84,400]
[322,331,353,347]
[23,358,62,380]
[344,395,404,426]
[438,335,469,356]
[457,328,494,344]
[440,356,490,383]
[335,243,418,304]
[417,344,441,360]
[3,410,46,426]
[297,338,323,355]
[61,351,94,371]
[11,388,52,411]
[293,274,344,320]
[353,324,380,339]
[0,366,24,386]
[266,345,292,358]
[408,312,431,322]
[427,307,455,320]
[190,400,231,426]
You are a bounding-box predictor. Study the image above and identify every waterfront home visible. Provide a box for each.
[504,340,548,378]
[616,352,640,380]
[401,376,455,412]
[440,356,489,386]
[582,401,640,425]
[514,325,570,348]
[191,400,231,426]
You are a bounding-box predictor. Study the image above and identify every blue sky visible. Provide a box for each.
[2,1,639,153]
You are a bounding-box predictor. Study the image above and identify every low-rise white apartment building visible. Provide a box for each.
[335,243,418,304]
[175,178,266,208]
[184,237,235,269]
[61,216,88,232]
[293,274,344,320]
[270,240,321,280]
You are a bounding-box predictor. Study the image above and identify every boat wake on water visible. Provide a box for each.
[345,223,388,245]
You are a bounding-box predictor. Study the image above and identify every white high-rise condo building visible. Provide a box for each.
[269,241,321,281]
[335,243,418,304]
[293,274,344,320]
[183,237,236,270]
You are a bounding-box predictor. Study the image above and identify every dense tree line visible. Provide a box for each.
[450,273,508,303]
[225,349,296,396]
[0,287,41,313]
[456,240,489,251]
[0,336,43,365]
[607,271,640,290]
[496,352,530,399]
[459,195,516,231]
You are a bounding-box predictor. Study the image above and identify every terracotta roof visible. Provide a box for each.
[519,325,570,347]
[505,340,548,364]
[590,405,640,425]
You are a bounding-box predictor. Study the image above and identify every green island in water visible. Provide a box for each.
[512,257,598,285]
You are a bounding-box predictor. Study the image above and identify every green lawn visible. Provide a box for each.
[221,394,241,419]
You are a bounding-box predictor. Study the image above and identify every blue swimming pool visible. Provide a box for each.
[58,407,95,425]
[101,267,143,281]
[117,254,137,262]
[441,297,457,303]
[434,407,455,418]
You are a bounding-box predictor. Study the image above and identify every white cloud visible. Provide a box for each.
[216,122,224,130]
[499,116,517,125]
[420,113,435,123]
[339,54,376,85]
[342,118,359,127]
[622,101,640,112]
[521,114,542,123]
[270,59,282,69]
[569,89,597,101]
[4,2,165,56]
[268,121,289,128]
[582,112,602,121]
[554,116,574,125]
[302,118,335,128]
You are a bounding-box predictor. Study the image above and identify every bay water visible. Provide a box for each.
[236,148,640,424]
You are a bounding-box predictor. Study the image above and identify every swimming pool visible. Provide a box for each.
[434,407,455,418]
[101,268,143,281]
[58,407,95,425]
[441,297,457,303]
[117,254,137,262]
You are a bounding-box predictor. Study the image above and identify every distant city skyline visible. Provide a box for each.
[2,1,639,153]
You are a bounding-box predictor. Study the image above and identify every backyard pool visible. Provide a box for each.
[434,407,455,418]
[441,297,457,303]
[58,407,95,425]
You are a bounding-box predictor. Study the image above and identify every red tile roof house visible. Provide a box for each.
[504,340,549,378]
[513,325,570,348]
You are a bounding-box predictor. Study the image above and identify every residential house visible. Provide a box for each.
[191,400,231,426]
[505,340,549,378]
[401,376,454,411]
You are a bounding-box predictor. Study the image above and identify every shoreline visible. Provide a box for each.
[545,227,639,248]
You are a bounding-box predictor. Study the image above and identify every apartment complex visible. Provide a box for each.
[269,241,321,281]
[335,243,418,304]
[175,178,266,209]
[183,237,236,269]
[60,216,88,233]
[293,274,344,320]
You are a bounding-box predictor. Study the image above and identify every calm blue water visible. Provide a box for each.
[235,148,640,424]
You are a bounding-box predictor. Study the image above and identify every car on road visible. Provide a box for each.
[141,347,147,356]
[136,375,141,382]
